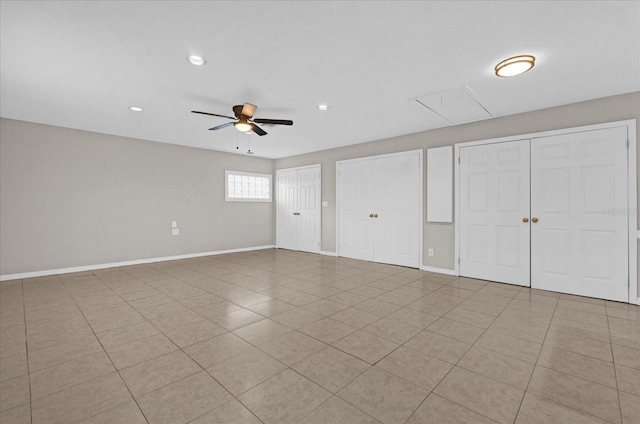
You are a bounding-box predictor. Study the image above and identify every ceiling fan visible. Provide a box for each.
[191,103,293,136]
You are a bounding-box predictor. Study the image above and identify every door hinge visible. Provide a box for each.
[458,257,461,265]
[627,138,630,148]
[458,156,461,164]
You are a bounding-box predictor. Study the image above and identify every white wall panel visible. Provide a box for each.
[427,146,453,222]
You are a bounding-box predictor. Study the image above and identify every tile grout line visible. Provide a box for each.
[64,272,153,424]
[400,278,501,424]
[510,289,559,424]
[21,278,33,424]
[608,301,625,424]
[514,293,622,424]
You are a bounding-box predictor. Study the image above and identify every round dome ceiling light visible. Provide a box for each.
[234,119,252,132]
[188,55,206,66]
[495,55,535,77]
[318,104,328,111]
[129,106,143,112]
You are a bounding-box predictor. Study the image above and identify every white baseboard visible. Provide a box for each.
[0,245,276,282]
[320,250,338,257]
[636,297,640,306]
[420,265,457,276]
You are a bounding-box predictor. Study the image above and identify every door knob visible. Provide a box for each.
[293,212,300,216]
[522,217,529,223]
[369,214,374,218]
[532,217,539,223]
[373,214,378,218]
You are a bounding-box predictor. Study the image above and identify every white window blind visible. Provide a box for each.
[225,170,272,202]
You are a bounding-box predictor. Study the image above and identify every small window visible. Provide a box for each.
[225,170,272,202]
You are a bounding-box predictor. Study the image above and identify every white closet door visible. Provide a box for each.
[459,140,531,285]
[277,169,299,250]
[338,160,375,261]
[373,153,421,267]
[531,127,628,301]
[297,166,321,253]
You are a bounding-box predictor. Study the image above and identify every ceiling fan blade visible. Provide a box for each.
[253,118,293,126]
[209,122,235,131]
[232,105,243,118]
[251,123,267,136]
[241,103,257,118]
[191,110,236,120]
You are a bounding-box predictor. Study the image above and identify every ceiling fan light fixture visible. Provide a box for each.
[188,55,206,66]
[495,55,535,77]
[234,120,252,132]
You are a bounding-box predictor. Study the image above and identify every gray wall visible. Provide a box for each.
[0,119,274,275]
[2,92,639,295]
[274,92,640,279]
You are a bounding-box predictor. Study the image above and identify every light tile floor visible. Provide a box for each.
[1,249,639,424]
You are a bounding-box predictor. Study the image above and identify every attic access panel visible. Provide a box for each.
[415,85,493,125]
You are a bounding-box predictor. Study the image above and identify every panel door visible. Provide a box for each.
[338,160,374,261]
[297,166,320,253]
[531,127,628,301]
[373,153,421,268]
[459,140,531,286]
[277,169,298,250]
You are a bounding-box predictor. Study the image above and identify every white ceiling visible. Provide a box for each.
[1,1,639,159]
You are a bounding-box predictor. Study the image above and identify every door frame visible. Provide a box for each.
[454,119,637,304]
[275,164,321,252]
[336,149,424,268]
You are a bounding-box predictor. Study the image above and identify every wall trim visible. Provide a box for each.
[420,265,457,275]
[0,245,276,282]
[320,250,338,257]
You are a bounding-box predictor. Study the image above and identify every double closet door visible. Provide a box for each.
[338,150,422,268]
[277,165,321,253]
[459,126,629,302]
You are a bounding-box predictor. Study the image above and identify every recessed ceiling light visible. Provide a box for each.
[318,104,328,111]
[129,106,143,112]
[495,55,535,77]
[188,55,206,66]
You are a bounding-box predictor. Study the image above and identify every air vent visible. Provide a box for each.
[415,85,492,126]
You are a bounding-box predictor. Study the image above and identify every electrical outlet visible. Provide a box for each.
[428,248,434,257]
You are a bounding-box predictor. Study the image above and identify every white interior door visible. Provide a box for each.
[531,127,628,302]
[338,160,374,261]
[277,165,321,253]
[277,169,298,250]
[338,150,422,267]
[459,140,531,286]
[297,166,321,253]
[373,153,421,267]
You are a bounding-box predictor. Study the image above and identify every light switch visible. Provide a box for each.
[322,201,328,207]
[172,221,177,228]
[172,228,179,236]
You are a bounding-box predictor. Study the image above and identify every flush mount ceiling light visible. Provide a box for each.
[188,55,206,66]
[495,55,535,77]
[129,106,143,112]
[318,104,328,111]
